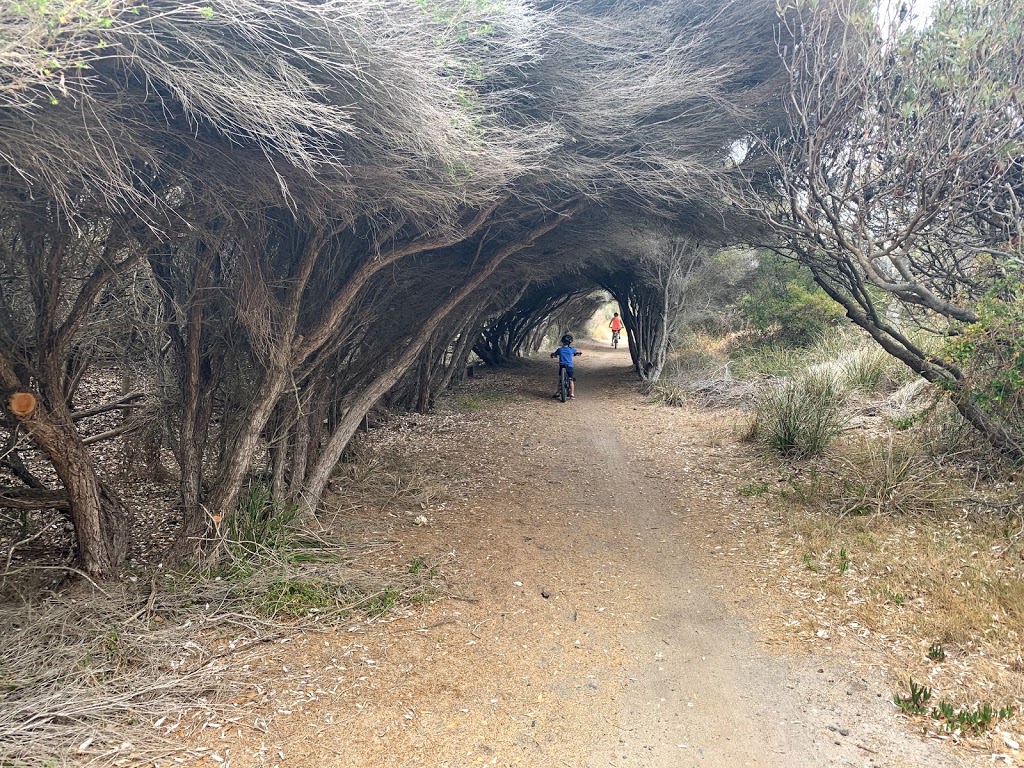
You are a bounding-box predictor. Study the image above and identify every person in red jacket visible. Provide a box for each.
[609,312,624,347]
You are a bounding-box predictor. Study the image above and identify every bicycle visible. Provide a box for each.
[551,335,581,402]
[611,328,620,349]
[558,363,571,402]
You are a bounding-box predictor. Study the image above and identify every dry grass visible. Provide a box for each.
[0,550,432,767]
[0,580,260,768]
[0,451,449,768]
[327,449,449,525]
[813,435,950,517]
[774,501,1024,707]
[652,331,1024,748]
[655,335,757,409]
[737,431,1024,732]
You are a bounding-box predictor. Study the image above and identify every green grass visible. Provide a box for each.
[894,679,1014,734]
[737,481,770,497]
[257,579,340,619]
[752,370,847,458]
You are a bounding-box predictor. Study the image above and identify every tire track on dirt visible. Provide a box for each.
[556,349,815,767]
[535,340,975,768]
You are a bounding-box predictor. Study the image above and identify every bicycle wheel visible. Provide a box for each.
[559,367,568,402]
[613,331,619,349]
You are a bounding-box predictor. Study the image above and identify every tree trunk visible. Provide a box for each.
[288,406,312,505]
[206,362,292,523]
[15,402,127,576]
[810,266,1024,461]
[415,344,432,415]
[300,206,581,515]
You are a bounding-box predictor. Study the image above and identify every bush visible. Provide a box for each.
[667,342,720,375]
[944,282,1024,446]
[739,253,845,346]
[753,370,847,458]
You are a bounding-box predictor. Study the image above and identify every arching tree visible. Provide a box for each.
[0,0,793,574]
[748,0,1024,458]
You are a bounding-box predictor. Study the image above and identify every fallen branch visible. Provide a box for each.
[70,391,146,422]
[0,488,69,511]
[82,421,143,445]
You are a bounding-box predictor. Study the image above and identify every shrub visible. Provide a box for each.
[739,253,845,346]
[917,402,975,458]
[753,370,847,458]
[944,282,1024,446]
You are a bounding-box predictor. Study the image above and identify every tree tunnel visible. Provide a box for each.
[0,0,788,575]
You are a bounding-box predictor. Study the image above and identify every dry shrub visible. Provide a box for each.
[0,525,435,767]
[915,400,1002,464]
[654,337,756,408]
[827,436,949,517]
[669,334,723,371]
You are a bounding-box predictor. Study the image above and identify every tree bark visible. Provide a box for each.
[10,399,126,575]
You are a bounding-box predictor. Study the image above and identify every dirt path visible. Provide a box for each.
[227,341,981,767]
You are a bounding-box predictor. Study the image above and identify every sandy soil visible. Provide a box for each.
[208,340,986,768]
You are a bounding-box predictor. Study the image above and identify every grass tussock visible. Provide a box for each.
[752,370,847,458]
[732,345,807,379]
[730,329,918,395]
[823,436,949,517]
[661,328,925,417]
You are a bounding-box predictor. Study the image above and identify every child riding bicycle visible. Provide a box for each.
[609,312,624,347]
[551,334,582,399]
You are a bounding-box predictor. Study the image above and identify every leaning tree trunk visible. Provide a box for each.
[810,267,1024,462]
[199,207,499,534]
[3,388,127,576]
[300,205,582,516]
[0,220,139,577]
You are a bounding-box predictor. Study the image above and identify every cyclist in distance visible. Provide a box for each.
[609,312,624,347]
[551,333,582,399]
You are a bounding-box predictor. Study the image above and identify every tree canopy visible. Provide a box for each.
[4,0,1021,578]
[0,0,788,575]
